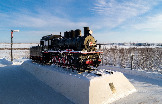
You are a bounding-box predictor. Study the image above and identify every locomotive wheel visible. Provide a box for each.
[52,56,57,64]
[61,57,66,66]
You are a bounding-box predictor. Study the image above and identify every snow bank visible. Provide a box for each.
[0,58,12,67]
[22,60,136,104]
[0,43,38,48]
[98,66,162,81]
[0,58,29,67]
[0,50,30,59]
[12,58,29,65]
[0,43,37,60]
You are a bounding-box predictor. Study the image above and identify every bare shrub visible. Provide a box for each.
[102,46,162,73]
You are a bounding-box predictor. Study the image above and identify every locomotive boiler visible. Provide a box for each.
[30,27,102,71]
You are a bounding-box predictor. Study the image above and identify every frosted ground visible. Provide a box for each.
[0,43,161,104]
[0,58,161,104]
[0,43,38,48]
[0,43,38,59]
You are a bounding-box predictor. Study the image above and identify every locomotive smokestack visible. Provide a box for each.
[67,32,70,38]
[75,29,81,37]
[69,30,74,38]
[84,27,89,37]
[64,31,69,38]
[71,30,75,38]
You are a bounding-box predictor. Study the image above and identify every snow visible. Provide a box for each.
[0,43,38,48]
[0,43,38,60]
[0,50,30,60]
[0,58,12,67]
[0,58,28,67]
[98,66,162,104]
[0,59,73,104]
[98,66,162,81]
[22,61,136,104]
[0,43,161,104]
[96,44,162,49]
[0,58,161,104]
[113,79,162,104]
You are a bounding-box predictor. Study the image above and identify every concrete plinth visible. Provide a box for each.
[22,61,136,104]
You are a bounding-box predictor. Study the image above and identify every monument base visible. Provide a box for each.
[22,61,136,104]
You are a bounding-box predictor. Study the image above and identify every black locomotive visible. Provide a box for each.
[30,27,102,71]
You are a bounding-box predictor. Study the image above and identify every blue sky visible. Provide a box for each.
[0,0,162,43]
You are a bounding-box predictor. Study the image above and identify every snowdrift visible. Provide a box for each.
[0,58,12,67]
[22,60,136,104]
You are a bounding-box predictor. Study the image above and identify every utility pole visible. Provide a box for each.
[131,53,134,70]
[11,30,13,61]
[11,30,19,61]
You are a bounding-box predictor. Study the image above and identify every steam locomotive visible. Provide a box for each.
[30,27,102,71]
